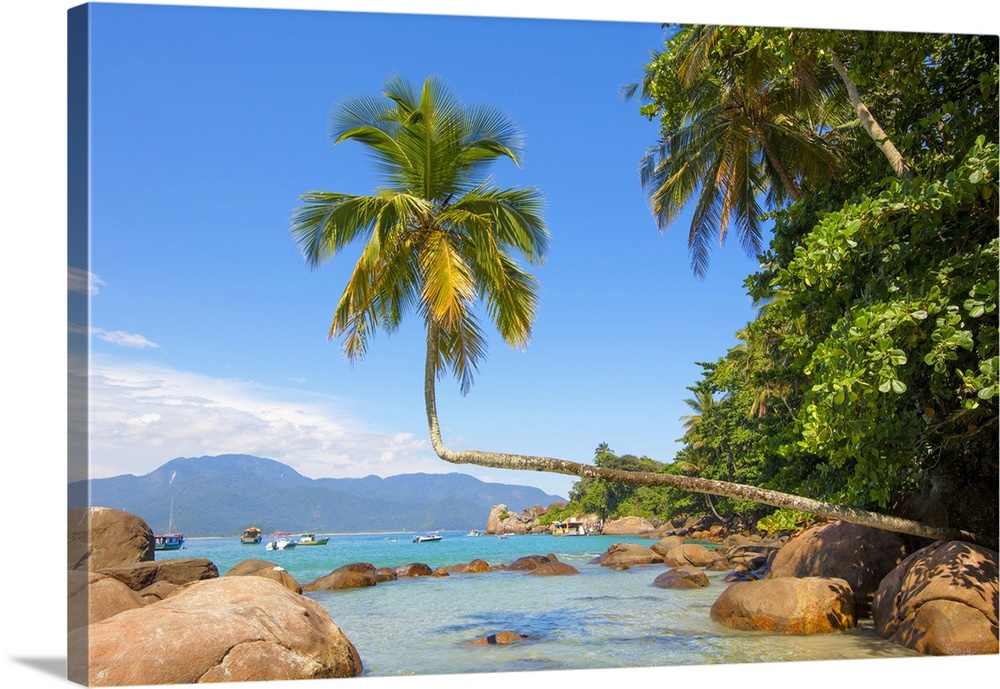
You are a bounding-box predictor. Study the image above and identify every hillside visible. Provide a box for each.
[68,454,566,536]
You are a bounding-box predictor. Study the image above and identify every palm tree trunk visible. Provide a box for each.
[424,323,989,546]
[829,51,911,179]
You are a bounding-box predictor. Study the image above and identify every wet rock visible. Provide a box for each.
[661,543,719,568]
[396,562,433,577]
[595,543,662,568]
[466,631,530,646]
[527,562,580,576]
[653,567,710,589]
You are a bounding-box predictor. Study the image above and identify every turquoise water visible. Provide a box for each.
[155,532,918,677]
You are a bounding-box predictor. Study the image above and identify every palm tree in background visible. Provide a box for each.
[635,25,843,276]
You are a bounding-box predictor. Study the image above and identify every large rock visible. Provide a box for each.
[710,577,857,634]
[68,507,154,571]
[602,516,657,535]
[303,565,377,591]
[650,536,686,557]
[662,543,720,568]
[653,567,710,589]
[593,543,662,568]
[872,540,999,655]
[225,559,302,593]
[97,558,219,592]
[68,570,146,630]
[70,576,363,685]
[527,562,580,576]
[396,562,433,577]
[767,520,909,615]
[506,555,552,571]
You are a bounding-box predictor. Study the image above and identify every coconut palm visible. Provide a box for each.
[635,25,844,276]
[293,76,986,548]
[291,75,549,397]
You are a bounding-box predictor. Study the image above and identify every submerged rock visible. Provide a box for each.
[466,631,530,645]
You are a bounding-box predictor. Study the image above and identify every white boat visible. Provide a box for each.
[552,519,588,536]
[466,530,481,537]
[412,534,443,543]
[265,538,297,550]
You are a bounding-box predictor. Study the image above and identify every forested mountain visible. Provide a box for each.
[68,454,565,536]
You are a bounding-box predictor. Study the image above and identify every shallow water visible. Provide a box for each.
[156,532,918,677]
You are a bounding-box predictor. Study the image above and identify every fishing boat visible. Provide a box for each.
[240,527,262,544]
[296,533,329,546]
[154,497,184,550]
[412,534,443,543]
[154,533,184,550]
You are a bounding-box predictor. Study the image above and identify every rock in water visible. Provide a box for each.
[70,576,363,685]
[710,577,857,634]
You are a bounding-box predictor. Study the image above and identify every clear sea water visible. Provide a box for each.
[154,531,918,678]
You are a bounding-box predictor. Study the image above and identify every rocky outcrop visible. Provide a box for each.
[528,561,580,576]
[591,543,662,568]
[710,577,857,634]
[650,535,686,557]
[303,564,378,591]
[602,516,657,535]
[486,504,541,534]
[506,554,553,571]
[225,559,302,593]
[96,558,219,592]
[872,540,999,655]
[396,562,433,577]
[661,543,721,568]
[68,570,146,630]
[767,520,910,616]
[68,507,154,571]
[70,576,363,685]
[653,566,710,589]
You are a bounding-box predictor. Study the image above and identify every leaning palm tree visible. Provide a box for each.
[291,75,549,397]
[292,75,987,547]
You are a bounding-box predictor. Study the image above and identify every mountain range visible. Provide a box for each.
[68,454,566,536]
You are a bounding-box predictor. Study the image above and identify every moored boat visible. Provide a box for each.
[265,538,297,550]
[240,527,262,544]
[552,519,588,536]
[297,533,329,546]
[154,533,184,550]
[412,534,443,543]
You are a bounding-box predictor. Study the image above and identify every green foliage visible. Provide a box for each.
[756,509,815,537]
[639,27,998,536]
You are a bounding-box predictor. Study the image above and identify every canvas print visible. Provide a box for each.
[66,1,998,686]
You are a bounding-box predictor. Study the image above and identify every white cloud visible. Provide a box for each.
[87,357,441,481]
[68,267,104,296]
[92,328,162,349]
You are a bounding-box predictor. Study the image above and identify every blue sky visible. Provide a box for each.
[75,2,775,497]
[4,3,998,689]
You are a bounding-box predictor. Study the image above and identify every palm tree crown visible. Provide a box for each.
[291,75,549,394]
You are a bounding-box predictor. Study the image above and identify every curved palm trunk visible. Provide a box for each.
[424,323,989,546]
[829,51,911,179]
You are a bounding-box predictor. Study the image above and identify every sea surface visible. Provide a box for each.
[155,531,919,677]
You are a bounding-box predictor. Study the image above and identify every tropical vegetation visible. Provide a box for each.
[293,26,998,547]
